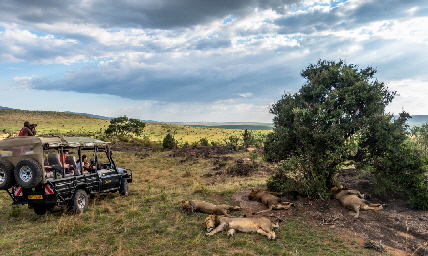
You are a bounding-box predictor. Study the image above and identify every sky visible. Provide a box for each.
[0,0,427,123]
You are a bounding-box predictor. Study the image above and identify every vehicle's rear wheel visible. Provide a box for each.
[0,160,15,190]
[14,159,43,188]
[119,178,129,196]
[33,205,47,215]
[70,189,88,214]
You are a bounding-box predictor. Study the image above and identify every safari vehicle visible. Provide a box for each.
[0,135,132,215]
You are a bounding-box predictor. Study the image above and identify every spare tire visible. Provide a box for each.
[0,160,15,190]
[14,158,43,188]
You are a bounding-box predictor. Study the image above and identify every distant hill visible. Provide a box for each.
[406,115,428,126]
[1,106,426,130]
[169,122,273,130]
[63,111,112,120]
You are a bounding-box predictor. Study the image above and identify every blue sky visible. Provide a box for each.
[1,0,427,122]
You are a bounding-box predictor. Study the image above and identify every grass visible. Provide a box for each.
[0,150,386,256]
[0,109,387,255]
[0,109,269,144]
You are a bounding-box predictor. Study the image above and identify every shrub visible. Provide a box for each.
[372,141,428,209]
[199,138,209,146]
[162,133,177,149]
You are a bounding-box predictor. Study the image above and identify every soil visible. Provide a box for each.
[227,171,428,256]
[116,145,428,255]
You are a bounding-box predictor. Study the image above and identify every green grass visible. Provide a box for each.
[0,109,270,144]
[0,150,385,256]
[0,109,387,255]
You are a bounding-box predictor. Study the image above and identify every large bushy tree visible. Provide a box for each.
[264,60,423,199]
[105,116,146,137]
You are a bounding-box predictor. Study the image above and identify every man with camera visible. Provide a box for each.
[18,121,37,136]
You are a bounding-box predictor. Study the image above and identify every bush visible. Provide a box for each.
[199,138,209,146]
[132,137,161,148]
[411,123,428,159]
[224,136,240,151]
[162,133,177,149]
[372,141,428,209]
[267,155,336,197]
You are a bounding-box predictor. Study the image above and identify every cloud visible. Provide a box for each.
[1,0,428,122]
[0,0,301,30]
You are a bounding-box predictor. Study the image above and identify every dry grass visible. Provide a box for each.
[0,149,385,256]
[0,109,386,255]
[0,109,270,144]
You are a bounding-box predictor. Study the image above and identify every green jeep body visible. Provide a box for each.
[0,135,132,215]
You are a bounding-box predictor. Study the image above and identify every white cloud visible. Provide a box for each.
[386,79,428,115]
[0,0,427,122]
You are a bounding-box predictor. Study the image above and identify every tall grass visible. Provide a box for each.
[0,149,384,255]
[0,109,385,255]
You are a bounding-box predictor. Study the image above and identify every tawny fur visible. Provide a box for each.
[203,214,279,240]
[180,200,241,216]
[330,187,384,218]
[248,189,294,214]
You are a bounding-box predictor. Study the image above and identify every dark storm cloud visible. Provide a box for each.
[0,0,301,30]
[30,58,300,103]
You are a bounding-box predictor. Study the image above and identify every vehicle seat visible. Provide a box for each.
[43,155,49,166]
[66,155,80,175]
[48,154,61,166]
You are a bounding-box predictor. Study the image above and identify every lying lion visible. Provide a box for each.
[248,189,294,214]
[330,187,384,218]
[179,200,241,216]
[203,214,279,240]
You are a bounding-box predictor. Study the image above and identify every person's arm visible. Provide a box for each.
[26,127,34,136]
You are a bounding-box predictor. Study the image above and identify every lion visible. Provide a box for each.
[179,200,241,216]
[203,214,279,240]
[330,186,384,218]
[248,189,294,214]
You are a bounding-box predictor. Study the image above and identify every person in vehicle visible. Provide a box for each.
[18,121,36,136]
[60,150,75,175]
[77,155,91,174]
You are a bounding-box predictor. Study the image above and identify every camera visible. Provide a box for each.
[29,124,37,135]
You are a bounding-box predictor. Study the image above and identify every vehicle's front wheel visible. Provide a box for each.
[14,159,43,188]
[119,178,129,196]
[0,160,15,190]
[70,189,88,214]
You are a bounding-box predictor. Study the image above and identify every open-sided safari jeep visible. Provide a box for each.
[0,135,132,215]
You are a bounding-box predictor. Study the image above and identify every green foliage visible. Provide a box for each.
[105,116,146,137]
[242,129,254,148]
[267,155,340,197]
[199,137,209,146]
[162,133,177,149]
[411,122,428,159]
[371,141,428,209]
[224,135,240,151]
[264,59,398,196]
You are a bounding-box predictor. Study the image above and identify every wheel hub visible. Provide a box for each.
[19,166,33,182]
[0,169,5,183]
[77,194,86,209]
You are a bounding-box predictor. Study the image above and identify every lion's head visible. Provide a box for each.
[179,200,195,214]
[248,189,263,200]
[203,215,219,232]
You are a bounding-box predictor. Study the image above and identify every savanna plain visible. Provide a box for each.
[0,109,414,255]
